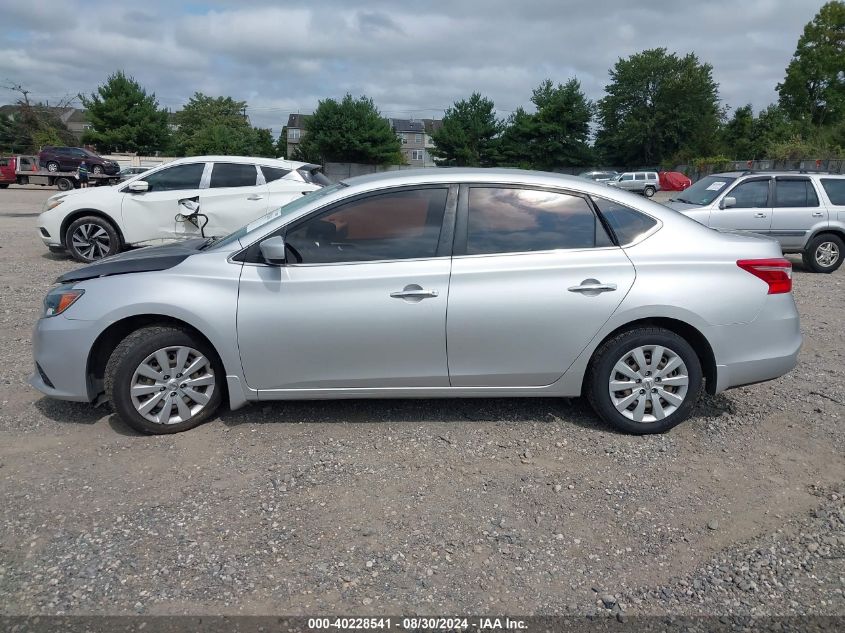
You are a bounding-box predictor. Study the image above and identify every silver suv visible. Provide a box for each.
[667,171,845,273]
[608,171,660,197]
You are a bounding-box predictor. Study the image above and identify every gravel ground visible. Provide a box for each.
[0,185,842,617]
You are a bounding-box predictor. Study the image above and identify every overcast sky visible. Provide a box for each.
[0,0,822,136]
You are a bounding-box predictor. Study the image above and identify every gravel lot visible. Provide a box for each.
[0,185,842,618]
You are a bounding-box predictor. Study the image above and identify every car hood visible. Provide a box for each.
[57,239,207,283]
[665,201,705,212]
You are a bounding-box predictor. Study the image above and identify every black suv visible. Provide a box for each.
[38,147,120,175]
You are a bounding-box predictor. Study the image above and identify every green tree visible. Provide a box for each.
[173,93,274,156]
[429,93,501,166]
[276,126,288,158]
[777,1,845,127]
[596,48,722,166]
[499,78,594,170]
[294,94,402,164]
[80,71,169,153]
[722,105,756,159]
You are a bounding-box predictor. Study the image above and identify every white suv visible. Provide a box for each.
[37,156,330,262]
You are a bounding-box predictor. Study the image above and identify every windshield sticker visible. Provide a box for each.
[706,181,727,191]
[246,207,282,233]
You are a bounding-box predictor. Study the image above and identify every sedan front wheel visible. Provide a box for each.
[105,326,223,434]
[587,327,702,434]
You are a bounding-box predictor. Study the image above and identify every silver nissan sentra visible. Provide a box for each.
[30,169,801,435]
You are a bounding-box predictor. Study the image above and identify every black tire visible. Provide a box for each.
[92,164,104,175]
[643,185,656,198]
[64,215,121,262]
[587,327,703,434]
[802,233,844,273]
[105,326,224,434]
[0,183,8,189]
[55,177,73,191]
[46,161,59,172]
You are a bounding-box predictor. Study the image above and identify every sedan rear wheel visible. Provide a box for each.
[106,326,223,434]
[587,327,702,434]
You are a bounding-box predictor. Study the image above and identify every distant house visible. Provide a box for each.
[284,113,442,165]
[389,118,442,167]
[0,105,91,142]
[285,113,311,159]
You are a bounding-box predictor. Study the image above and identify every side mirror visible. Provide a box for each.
[720,196,736,209]
[259,235,287,265]
[127,180,149,193]
[179,198,199,213]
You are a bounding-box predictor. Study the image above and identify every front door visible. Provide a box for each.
[237,186,455,391]
[710,177,772,234]
[446,185,636,387]
[120,162,207,245]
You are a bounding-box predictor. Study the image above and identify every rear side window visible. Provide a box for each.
[297,167,332,186]
[261,166,290,183]
[775,179,818,207]
[466,187,604,255]
[209,163,258,188]
[0,158,9,167]
[592,197,658,245]
[820,178,845,205]
[142,163,205,192]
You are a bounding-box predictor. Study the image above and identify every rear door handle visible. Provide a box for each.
[390,284,439,301]
[754,212,767,218]
[568,280,617,294]
[247,194,264,201]
[812,212,824,217]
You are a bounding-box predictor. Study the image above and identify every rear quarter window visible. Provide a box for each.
[820,178,845,206]
[592,197,658,245]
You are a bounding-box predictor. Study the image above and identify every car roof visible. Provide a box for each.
[164,155,309,169]
[711,170,845,178]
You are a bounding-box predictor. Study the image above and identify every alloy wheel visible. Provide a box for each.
[608,345,689,423]
[129,346,216,425]
[815,241,839,268]
[71,223,111,260]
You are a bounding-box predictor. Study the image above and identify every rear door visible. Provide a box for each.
[770,176,825,249]
[261,165,317,209]
[446,185,635,387]
[709,176,772,234]
[197,162,269,237]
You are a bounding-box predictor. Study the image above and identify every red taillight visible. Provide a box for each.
[737,258,792,294]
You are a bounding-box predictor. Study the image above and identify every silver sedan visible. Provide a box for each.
[30,169,801,435]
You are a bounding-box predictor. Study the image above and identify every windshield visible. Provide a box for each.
[207,183,345,250]
[673,175,736,205]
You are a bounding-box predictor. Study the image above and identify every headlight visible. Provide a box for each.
[43,285,84,317]
[44,197,65,211]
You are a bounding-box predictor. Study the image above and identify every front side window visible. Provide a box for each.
[727,179,769,208]
[466,187,604,255]
[775,179,819,207]
[141,163,205,192]
[820,178,845,205]
[620,174,633,181]
[285,188,448,264]
[209,163,258,188]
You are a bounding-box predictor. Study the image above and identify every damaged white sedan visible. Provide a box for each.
[37,155,331,262]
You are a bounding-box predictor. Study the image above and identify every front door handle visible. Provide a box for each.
[812,212,824,217]
[247,194,264,201]
[568,279,617,295]
[754,212,767,218]
[390,284,439,301]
